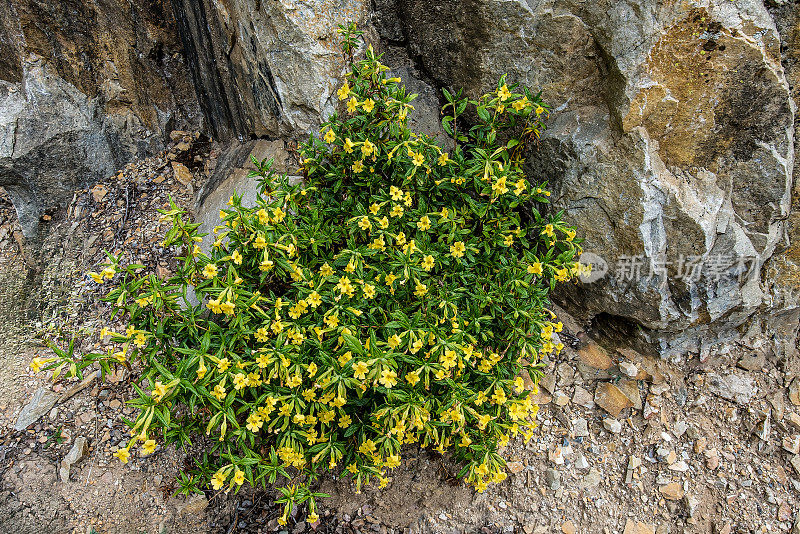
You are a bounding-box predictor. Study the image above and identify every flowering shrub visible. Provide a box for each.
[38,23,587,523]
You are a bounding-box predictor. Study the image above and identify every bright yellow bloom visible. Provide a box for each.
[421,255,435,271]
[361,139,375,156]
[492,176,509,195]
[369,203,381,215]
[389,186,403,201]
[417,215,431,231]
[220,300,235,316]
[353,361,369,380]
[437,152,450,166]
[347,97,359,113]
[344,138,355,153]
[388,334,402,349]
[202,263,218,279]
[414,281,427,298]
[352,160,364,173]
[337,82,350,100]
[512,95,529,111]
[217,357,231,372]
[339,414,352,428]
[307,291,322,307]
[320,263,334,277]
[142,439,157,455]
[450,241,466,258]
[378,216,389,229]
[411,152,425,166]
[527,262,543,275]
[385,273,397,287]
[535,105,545,115]
[379,368,398,388]
[358,216,371,231]
[338,351,353,366]
[390,204,404,218]
[233,469,245,485]
[406,371,420,386]
[363,283,376,299]
[498,84,511,101]
[152,381,167,402]
[231,250,242,265]
[324,128,336,143]
[114,447,130,463]
[362,98,376,112]
[358,439,376,455]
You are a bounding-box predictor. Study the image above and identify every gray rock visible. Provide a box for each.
[544,468,560,491]
[707,372,756,404]
[373,0,797,358]
[572,417,589,438]
[14,387,59,431]
[0,0,200,238]
[59,436,88,482]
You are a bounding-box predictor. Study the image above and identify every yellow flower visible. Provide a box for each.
[417,215,431,231]
[361,139,375,156]
[344,138,355,153]
[220,300,235,316]
[437,152,450,166]
[514,179,527,195]
[535,105,545,115]
[358,439,376,455]
[339,414,352,428]
[233,373,247,390]
[320,263,334,277]
[202,263,218,279]
[492,176,509,196]
[338,351,353,366]
[390,204,404,218]
[411,152,425,166]
[197,362,207,380]
[388,334,402,349]
[89,271,104,283]
[503,234,514,247]
[217,357,231,372]
[358,216,371,231]
[379,368,398,388]
[347,97,359,113]
[231,250,242,265]
[211,470,227,490]
[307,291,322,307]
[414,281,427,298]
[389,186,403,201]
[352,160,364,173]
[307,362,318,377]
[353,361,369,380]
[113,447,130,464]
[337,82,350,100]
[512,95,529,111]
[498,84,511,101]
[542,223,554,237]
[152,381,167,402]
[142,439,157,455]
[369,203,381,215]
[450,241,466,258]
[527,262,543,275]
[272,207,286,223]
[233,469,245,485]
[363,283,376,299]
[385,273,397,287]
[324,128,336,144]
[421,255,435,271]
[440,350,457,369]
[378,216,389,229]
[308,511,320,523]
[362,98,375,113]
[406,371,420,386]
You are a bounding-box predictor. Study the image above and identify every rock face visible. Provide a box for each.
[0,0,200,237]
[171,0,369,141]
[371,0,798,357]
[1,0,797,357]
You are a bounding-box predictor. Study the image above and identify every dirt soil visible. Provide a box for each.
[0,134,799,534]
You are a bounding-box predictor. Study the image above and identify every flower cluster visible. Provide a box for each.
[40,23,586,523]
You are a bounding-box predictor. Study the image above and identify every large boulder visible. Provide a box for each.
[170,0,370,140]
[371,0,797,356]
[0,0,200,238]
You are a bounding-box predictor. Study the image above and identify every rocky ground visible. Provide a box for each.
[0,134,799,534]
